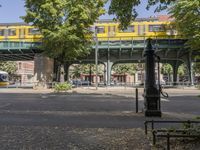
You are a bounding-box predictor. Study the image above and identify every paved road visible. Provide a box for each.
[0,88,199,127]
[0,88,199,150]
[0,93,145,128]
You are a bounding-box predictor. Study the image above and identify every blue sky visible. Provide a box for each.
[0,0,167,23]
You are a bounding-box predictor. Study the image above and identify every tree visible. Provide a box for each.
[193,62,200,75]
[169,0,200,51]
[0,61,17,75]
[161,63,173,82]
[69,64,104,79]
[109,0,175,29]
[178,64,187,77]
[161,64,173,75]
[23,0,105,82]
[113,64,137,75]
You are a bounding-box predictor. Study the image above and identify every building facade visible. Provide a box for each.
[15,61,34,84]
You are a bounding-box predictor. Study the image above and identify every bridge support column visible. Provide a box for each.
[34,54,54,89]
[104,65,107,85]
[187,52,194,86]
[104,61,113,86]
[172,61,179,86]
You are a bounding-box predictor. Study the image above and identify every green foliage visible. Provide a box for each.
[23,0,105,62]
[193,62,200,75]
[0,61,17,74]
[195,116,200,120]
[69,64,104,78]
[54,82,72,92]
[169,0,200,51]
[178,64,187,76]
[109,0,174,29]
[196,84,200,90]
[112,63,137,75]
[161,64,173,75]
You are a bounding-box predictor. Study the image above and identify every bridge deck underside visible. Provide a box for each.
[0,39,194,62]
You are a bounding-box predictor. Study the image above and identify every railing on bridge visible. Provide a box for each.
[0,36,186,50]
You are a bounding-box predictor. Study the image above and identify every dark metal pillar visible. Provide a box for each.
[187,52,194,86]
[104,61,113,86]
[172,61,179,86]
[89,64,92,83]
[144,39,161,117]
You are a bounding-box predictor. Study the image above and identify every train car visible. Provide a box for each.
[0,71,9,86]
[0,23,42,42]
[0,19,178,43]
[94,20,178,41]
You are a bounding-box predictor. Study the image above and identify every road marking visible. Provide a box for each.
[161,98,169,102]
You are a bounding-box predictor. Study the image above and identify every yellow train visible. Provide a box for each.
[0,23,42,42]
[0,20,178,42]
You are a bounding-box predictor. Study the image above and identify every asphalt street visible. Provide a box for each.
[0,88,199,150]
[0,89,199,127]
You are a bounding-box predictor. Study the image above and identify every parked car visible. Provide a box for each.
[156,79,166,85]
[71,80,91,86]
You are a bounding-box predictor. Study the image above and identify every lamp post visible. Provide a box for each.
[95,26,98,90]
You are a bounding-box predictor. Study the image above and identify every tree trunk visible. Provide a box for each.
[60,64,65,83]
[64,63,70,82]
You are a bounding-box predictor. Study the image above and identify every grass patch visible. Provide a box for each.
[54,82,72,92]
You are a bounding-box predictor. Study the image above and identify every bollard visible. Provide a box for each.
[136,88,138,113]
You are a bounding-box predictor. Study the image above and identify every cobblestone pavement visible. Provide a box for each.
[0,126,150,150]
[0,87,199,150]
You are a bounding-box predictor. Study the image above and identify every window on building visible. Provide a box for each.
[120,25,135,32]
[28,28,41,35]
[0,29,4,36]
[8,29,16,36]
[149,25,165,32]
[96,26,105,33]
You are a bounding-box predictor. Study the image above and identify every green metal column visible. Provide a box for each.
[187,52,194,86]
[104,61,113,86]
[172,61,179,86]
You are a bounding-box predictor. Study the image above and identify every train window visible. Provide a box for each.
[0,29,4,36]
[8,29,16,36]
[149,25,165,32]
[120,25,134,33]
[28,28,41,35]
[96,26,105,33]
